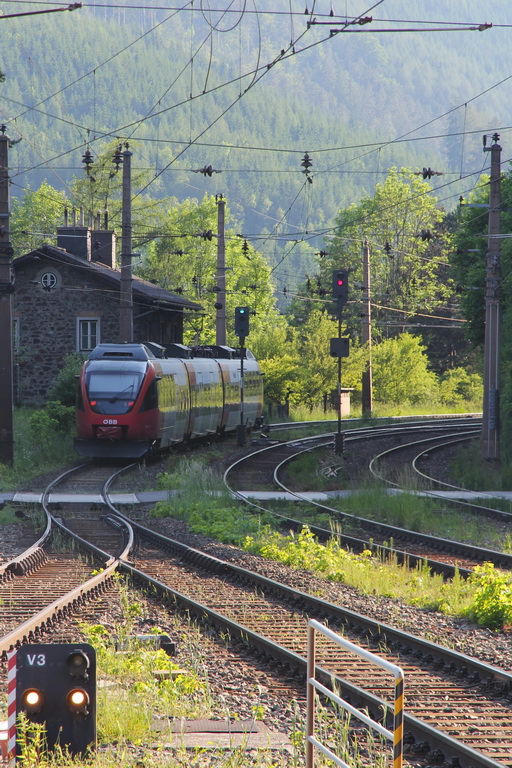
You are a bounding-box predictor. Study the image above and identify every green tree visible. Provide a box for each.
[371,333,438,406]
[438,368,482,407]
[451,177,491,346]
[248,309,293,360]
[292,308,351,410]
[139,195,277,345]
[259,354,298,410]
[323,168,453,337]
[452,167,512,459]
[11,182,69,257]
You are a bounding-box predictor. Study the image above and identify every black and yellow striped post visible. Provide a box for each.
[393,673,404,768]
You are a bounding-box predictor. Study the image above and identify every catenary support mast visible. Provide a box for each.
[216,194,226,346]
[0,128,14,465]
[361,239,373,418]
[481,135,502,461]
[119,143,133,343]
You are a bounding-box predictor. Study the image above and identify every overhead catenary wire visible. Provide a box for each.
[3,0,508,270]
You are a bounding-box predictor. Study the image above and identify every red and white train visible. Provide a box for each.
[75,342,264,459]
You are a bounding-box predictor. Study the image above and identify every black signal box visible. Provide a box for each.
[235,306,250,337]
[332,269,349,304]
[15,643,96,756]
[330,338,350,358]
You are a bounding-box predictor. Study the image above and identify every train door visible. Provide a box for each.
[156,360,190,447]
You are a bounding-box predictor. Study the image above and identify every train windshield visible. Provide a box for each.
[85,362,147,414]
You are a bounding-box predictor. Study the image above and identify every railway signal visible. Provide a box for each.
[14,643,96,757]
[234,306,250,338]
[330,338,350,357]
[332,269,349,305]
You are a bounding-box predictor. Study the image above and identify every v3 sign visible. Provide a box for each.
[15,643,96,757]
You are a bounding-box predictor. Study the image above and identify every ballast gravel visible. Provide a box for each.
[146,516,512,673]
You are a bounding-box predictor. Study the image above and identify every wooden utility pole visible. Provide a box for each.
[482,134,502,461]
[119,144,133,343]
[215,194,226,346]
[361,239,373,418]
[0,128,14,465]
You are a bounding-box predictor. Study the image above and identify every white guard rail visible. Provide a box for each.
[306,619,404,768]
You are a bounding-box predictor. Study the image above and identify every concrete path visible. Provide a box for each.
[2,489,512,505]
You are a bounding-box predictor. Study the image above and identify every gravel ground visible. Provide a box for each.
[146,515,512,672]
[2,431,511,766]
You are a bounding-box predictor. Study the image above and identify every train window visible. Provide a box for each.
[85,366,145,414]
[140,379,158,412]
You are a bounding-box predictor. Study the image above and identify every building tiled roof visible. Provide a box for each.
[15,244,201,312]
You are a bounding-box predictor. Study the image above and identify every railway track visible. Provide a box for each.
[224,417,512,577]
[0,425,511,767]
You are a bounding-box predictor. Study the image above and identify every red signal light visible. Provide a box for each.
[90,401,96,406]
[332,269,349,303]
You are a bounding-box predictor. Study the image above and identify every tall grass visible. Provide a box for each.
[288,401,481,422]
[0,408,76,490]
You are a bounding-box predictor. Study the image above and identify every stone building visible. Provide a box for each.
[13,225,200,405]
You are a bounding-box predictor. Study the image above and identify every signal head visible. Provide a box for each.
[21,688,44,714]
[332,269,349,302]
[67,688,90,715]
[67,650,90,679]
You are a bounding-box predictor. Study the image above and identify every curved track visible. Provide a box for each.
[1,438,512,768]
[0,463,134,656]
[224,417,512,578]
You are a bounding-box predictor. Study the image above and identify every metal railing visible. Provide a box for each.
[306,619,404,768]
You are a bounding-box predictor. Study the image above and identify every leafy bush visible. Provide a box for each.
[465,562,512,630]
[438,367,483,406]
[47,352,85,407]
[153,457,274,544]
[372,334,438,405]
[29,401,75,439]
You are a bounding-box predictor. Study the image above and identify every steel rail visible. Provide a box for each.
[271,432,512,573]
[367,430,480,486]
[0,563,119,658]
[412,440,512,509]
[370,431,512,522]
[0,463,136,656]
[43,464,134,565]
[114,526,509,768]
[5,455,502,768]
[223,426,512,576]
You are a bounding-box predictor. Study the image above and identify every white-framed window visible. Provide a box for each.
[77,319,100,352]
[41,272,58,289]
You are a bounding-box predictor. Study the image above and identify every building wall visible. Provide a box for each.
[14,257,184,406]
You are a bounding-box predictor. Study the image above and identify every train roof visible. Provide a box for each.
[88,344,155,361]
[87,343,256,362]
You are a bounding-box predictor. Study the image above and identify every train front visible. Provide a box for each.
[75,345,159,459]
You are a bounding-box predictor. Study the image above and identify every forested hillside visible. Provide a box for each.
[1,1,512,294]
[5,1,512,456]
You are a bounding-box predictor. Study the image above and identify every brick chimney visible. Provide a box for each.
[91,229,117,269]
[91,212,116,269]
[56,208,92,260]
